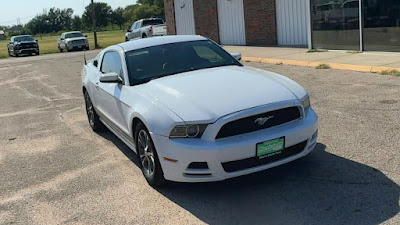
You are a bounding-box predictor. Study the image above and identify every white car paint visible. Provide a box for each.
[82,35,318,183]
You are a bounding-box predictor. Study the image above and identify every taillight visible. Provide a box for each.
[149,26,153,35]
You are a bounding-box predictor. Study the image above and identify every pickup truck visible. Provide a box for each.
[7,35,39,57]
[57,31,89,52]
[125,18,167,41]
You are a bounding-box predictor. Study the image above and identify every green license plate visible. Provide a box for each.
[256,137,285,158]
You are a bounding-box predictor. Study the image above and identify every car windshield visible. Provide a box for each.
[14,36,34,42]
[125,40,241,85]
[142,19,164,26]
[65,32,83,38]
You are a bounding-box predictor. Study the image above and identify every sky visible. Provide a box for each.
[0,0,137,26]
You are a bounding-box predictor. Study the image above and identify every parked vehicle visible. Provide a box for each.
[58,31,89,52]
[81,36,318,187]
[125,18,167,41]
[7,35,39,57]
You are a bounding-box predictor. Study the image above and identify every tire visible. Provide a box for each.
[142,34,147,38]
[135,122,165,187]
[86,47,90,51]
[14,52,19,57]
[36,51,40,56]
[84,91,105,132]
[7,49,10,56]
[125,37,129,42]
[58,45,63,53]
[66,45,70,52]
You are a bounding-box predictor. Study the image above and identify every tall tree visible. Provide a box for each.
[82,2,112,30]
[71,15,82,31]
[111,7,125,29]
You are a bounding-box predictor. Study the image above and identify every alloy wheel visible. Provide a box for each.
[85,93,95,127]
[137,130,155,177]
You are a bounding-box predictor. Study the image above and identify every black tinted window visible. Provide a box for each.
[125,40,241,85]
[142,19,164,26]
[101,52,122,76]
[14,36,34,42]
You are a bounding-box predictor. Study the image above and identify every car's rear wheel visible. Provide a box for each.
[58,45,63,53]
[142,34,147,38]
[135,122,165,187]
[84,91,105,132]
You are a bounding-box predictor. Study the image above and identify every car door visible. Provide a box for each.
[94,51,129,133]
[132,21,142,39]
[8,37,14,52]
[128,22,136,40]
[60,34,66,49]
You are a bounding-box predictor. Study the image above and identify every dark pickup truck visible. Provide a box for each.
[7,35,39,57]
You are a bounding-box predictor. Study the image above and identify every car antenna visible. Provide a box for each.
[84,50,87,65]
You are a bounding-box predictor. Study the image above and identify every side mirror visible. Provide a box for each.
[127,29,132,32]
[230,52,242,61]
[60,38,64,40]
[93,60,98,67]
[100,72,119,83]
[35,39,38,42]
[85,35,87,37]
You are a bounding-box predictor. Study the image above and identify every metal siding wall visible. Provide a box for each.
[276,0,308,46]
[174,0,196,35]
[217,0,246,45]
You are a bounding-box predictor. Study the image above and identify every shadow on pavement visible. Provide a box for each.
[98,130,400,225]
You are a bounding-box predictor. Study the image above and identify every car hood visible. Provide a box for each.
[137,65,307,122]
[65,37,87,42]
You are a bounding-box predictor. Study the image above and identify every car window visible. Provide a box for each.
[125,40,241,85]
[65,32,84,39]
[101,51,123,82]
[142,19,164,26]
[131,22,136,31]
[14,36,34,42]
[193,46,225,63]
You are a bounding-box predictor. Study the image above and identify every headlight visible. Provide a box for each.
[170,124,208,138]
[301,95,311,115]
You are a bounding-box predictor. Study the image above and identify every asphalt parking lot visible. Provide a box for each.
[0,51,399,225]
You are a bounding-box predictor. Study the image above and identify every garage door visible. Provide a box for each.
[174,0,195,35]
[276,0,309,46]
[217,0,246,45]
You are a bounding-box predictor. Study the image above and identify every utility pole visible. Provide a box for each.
[91,0,99,49]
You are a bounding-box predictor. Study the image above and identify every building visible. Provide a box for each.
[0,30,5,40]
[164,0,400,52]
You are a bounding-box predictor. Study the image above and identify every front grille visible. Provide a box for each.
[222,140,307,173]
[73,40,85,45]
[20,43,33,48]
[216,107,301,139]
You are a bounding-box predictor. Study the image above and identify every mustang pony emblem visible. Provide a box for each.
[254,116,274,126]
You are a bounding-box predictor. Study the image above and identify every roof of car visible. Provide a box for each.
[63,31,82,34]
[117,35,208,52]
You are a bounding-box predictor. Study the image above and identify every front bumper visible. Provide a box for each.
[15,48,39,54]
[67,44,89,51]
[151,108,319,182]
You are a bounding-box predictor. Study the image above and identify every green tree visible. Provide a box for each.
[71,15,82,31]
[111,7,125,29]
[82,2,112,30]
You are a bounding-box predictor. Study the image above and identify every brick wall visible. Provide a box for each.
[164,0,176,35]
[243,0,277,46]
[193,0,220,43]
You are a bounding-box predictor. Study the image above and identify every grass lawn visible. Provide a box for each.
[0,30,126,59]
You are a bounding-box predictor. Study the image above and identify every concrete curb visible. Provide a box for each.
[242,56,400,73]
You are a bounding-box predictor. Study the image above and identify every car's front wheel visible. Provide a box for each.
[135,122,165,187]
[58,45,63,53]
[84,91,105,132]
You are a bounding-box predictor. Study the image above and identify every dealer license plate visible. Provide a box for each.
[256,137,285,159]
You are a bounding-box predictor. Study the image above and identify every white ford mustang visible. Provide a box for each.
[82,35,318,186]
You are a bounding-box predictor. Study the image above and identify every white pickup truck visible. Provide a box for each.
[57,31,89,52]
[125,18,167,41]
